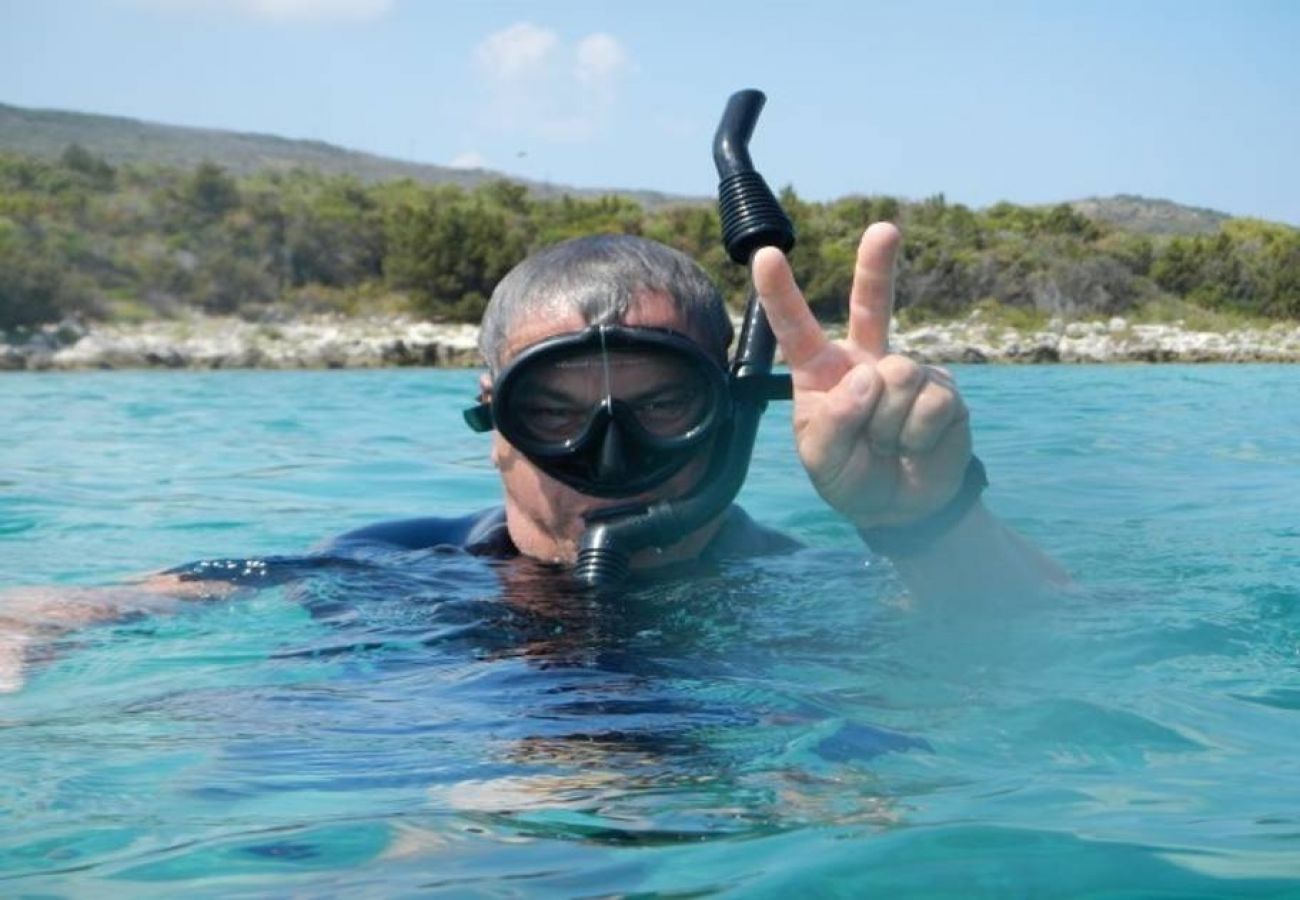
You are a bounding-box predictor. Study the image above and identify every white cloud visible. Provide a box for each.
[448,151,488,170]
[474,22,559,81]
[471,23,632,145]
[574,33,628,85]
[137,0,394,24]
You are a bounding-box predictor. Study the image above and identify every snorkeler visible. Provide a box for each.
[0,224,1069,690]
[329,227,1068,593]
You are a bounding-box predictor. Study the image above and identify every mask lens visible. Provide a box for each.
[506,346,713,446]
[480,325,732,498]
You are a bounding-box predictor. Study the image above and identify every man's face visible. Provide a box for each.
[491,291,726,567]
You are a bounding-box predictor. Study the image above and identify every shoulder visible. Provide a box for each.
[702,505,803,562]
[315,507,514,557]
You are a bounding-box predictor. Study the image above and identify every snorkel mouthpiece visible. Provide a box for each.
[574,88,796,589]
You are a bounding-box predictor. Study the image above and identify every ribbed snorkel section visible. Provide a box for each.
[714,90,796,265]
[573,89,796,590]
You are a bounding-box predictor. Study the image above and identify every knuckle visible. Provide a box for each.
[876,354,923,392]
[913,386,956,427]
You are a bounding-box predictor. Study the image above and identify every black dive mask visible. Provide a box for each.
[464,325,733,498]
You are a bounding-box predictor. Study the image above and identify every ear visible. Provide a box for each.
[478,372,493,403]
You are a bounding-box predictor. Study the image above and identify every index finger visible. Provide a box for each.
[751,246,831,373]
[847,222,902,358]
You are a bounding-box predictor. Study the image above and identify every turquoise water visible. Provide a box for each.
[2,365,1298,897]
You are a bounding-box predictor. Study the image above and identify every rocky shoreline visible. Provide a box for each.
[3,313,1300,371]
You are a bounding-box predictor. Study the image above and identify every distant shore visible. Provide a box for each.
[4,313,1300,371]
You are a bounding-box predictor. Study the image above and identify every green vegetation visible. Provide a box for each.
[2,146,1298,333]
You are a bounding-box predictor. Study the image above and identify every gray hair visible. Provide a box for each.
[478,234,733,374]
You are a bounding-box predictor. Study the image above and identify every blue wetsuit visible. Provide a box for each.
[318,504,803,561]
[165,504,799,588]
[166,505,929,766]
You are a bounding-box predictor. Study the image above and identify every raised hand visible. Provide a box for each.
[752,223,972,530]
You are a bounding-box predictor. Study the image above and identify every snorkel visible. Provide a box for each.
[573,89,796,588]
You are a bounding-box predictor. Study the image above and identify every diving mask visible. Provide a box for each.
[464,325,733,498]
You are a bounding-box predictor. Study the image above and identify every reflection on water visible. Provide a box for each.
[261,545,927,845]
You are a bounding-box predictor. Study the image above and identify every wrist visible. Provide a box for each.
[857,456,989,558]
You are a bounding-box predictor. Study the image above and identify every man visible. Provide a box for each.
[0,223,1066,691]
[329,223,1065,597]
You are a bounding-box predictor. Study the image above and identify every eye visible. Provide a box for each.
[633,388,702,431]
[519,403,586,439]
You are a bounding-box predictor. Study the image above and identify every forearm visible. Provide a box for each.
[879,501,1071,607]
[2,575,238,622]
[0,576,239,693]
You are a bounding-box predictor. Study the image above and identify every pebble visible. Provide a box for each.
[3,314,1300,370]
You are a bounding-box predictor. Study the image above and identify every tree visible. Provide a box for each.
[0,229,97,329]
[183,162,240,219]
[385,189,528,320]
[1151,237,1201,296]
[59,143,115,190]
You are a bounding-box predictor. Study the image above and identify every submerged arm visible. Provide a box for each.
[0,532,446,693]
[0,574,241,693]
[877,501,1072,607]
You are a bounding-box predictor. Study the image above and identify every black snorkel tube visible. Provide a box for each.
[573,89,796,588]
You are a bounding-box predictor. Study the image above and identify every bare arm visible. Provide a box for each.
[0,574,238,693]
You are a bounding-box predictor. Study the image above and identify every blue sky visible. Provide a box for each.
[2,0,1298,223]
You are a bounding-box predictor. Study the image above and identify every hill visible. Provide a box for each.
[1068,194,1232,236]
[2,102,1251,233]
[0,101,691,207]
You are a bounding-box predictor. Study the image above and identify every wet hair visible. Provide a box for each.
[479,234,734,375]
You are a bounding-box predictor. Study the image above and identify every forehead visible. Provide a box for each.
[500,291,698,365]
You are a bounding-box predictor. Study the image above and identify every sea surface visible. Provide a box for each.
[1,365,1298,897]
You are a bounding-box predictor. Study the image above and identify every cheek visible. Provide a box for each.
[493,435,529,482]
[494,438,582,523]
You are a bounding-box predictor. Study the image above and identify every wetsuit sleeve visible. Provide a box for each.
[159,510,509,589]
[313,508,510,555]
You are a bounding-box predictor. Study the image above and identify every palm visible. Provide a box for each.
[753,224,971,530]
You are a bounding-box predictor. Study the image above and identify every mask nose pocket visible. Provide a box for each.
[594,415,628,482]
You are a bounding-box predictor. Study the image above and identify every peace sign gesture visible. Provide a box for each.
[752,223,972,531]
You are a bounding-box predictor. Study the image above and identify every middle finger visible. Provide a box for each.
[865,354,927,455]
